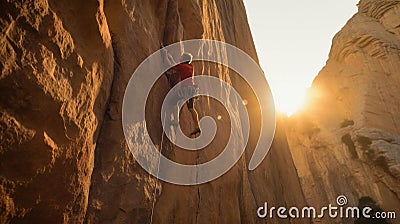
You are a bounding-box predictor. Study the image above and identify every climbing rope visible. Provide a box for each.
[148,99,202,223]
[149,113,167,224]
[151,2,179,217]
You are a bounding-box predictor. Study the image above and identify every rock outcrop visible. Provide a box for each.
[286,0,400,222]
[0,0,307,223]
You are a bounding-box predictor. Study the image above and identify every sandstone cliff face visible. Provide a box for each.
[0,0,307,223]
[286,0,400,221]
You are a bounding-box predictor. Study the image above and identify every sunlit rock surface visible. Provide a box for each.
[286,0,400,222]
[0,0,307,223]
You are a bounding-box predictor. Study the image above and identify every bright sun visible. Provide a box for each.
[243,0,359,117]
[271,85,307,116]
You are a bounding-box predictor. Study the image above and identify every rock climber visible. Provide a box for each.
[162,48,201,136]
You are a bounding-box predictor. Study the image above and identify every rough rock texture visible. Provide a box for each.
[0,0,114,222]
[286,0,400,222]
[0,0,307,223]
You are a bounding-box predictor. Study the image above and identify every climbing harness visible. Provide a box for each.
[177,85,199,99]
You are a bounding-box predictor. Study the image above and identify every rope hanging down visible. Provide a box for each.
[149,112,166,224]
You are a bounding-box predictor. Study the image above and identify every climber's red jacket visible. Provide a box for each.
[173,63,194,86]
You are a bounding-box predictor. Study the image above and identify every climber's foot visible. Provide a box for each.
[190,128,201,136]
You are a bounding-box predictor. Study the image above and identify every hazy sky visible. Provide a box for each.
[243,0,359,115]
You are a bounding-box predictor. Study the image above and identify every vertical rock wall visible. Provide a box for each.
[0,0,113,222]
[0,0,307,223]
[286,0,400,222]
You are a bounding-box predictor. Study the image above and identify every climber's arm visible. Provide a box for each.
[160,43,180,87]
[160,43,176,67]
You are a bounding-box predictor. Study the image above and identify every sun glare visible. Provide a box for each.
[273,88,306,116]
[243,0,359,117]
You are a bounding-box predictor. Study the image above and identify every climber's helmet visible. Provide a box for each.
[181,53,193,64]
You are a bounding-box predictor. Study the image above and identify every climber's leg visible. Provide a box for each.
[169,101,180,127]
[187,98,201,136]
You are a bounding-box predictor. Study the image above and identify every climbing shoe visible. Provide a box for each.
[190,128,201,136]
